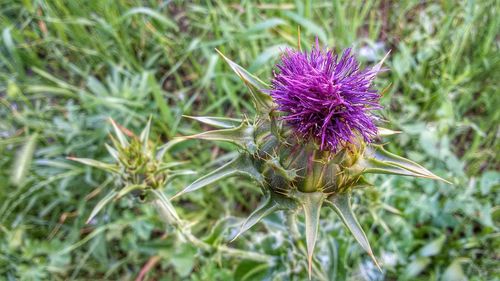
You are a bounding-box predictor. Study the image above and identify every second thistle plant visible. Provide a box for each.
[174,40,450,277]
[69,118,192,223]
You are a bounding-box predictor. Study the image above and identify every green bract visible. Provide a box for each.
[174,50,450,278]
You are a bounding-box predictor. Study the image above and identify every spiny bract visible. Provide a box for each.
[174,43,449,278]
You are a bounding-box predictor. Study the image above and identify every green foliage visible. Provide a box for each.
[0,0,498,280]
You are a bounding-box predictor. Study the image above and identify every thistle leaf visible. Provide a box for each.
[298,192,326,279]
[367,51,390,84]
[68,157,119,173]
[86,190,118,224]
[185,122,257,153]
[172,155,262,199]
[165,170,197,184]
[230,195,280,242]
[377,127,401,137]
[156,138,187,160]
[150,189,179,222]
[356,144,450,183]
[230,192,297,242]
[156,161,189,172]
[140,116,152,152]
[183,115,242,129]
[116,184,144,199]
[109,118,128,148]
[104,143,120,162]
[215,49,272,111]
[326,193,381,271]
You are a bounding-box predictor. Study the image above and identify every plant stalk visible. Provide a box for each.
[153,198,273,263]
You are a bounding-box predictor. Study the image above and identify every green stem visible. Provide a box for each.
[153,199,273,263]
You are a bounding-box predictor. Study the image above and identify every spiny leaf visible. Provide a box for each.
[116,184,144,200]
[165,170,197,184]
[326,193,381,271]
[183,115,242,129]
[356,144,451,183]
[377,127,401,137]
[230,196,280,242]
[156,161,189,172]
[156,138,187,160]
[298,192,325,279]
[109,118,128,148]
[68,157,119,173]
[367,51,391,84]
[184,122,257,153]
[104,143,120,162]
[231,192,298,242]
[204,217,239,246]
[215,49,272,111]
[172,155,262,199]
[150,189,179,222]
[140,116,152,152]
[86,190,118,224]
[10,133,37,186]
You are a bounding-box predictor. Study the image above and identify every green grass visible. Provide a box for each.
[0,0,499,280]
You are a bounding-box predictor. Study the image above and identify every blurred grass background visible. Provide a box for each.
[0,0,499,280]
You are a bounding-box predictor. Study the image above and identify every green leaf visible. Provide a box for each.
[215,49,272,111]
[326,193,381,270]
[109,118,128,148]
[230,196,280,242]
[185,122,257,153]
[68,157,119,173]
[165,170,197,184]
[115,184,144,200]
[10,133,37,186]
[355,144,450,183]
[104,143,120,162]
[203,217,238,246]
[405,257,431,277]
[377,127,401,137]
[367,51,391,84]
[86,190,118,224]
[442,259,467,281]
[156,161,188,172]
[172,155,262,199]
[156,138,188,160]
[139,116,152,152]
[151,189,179,222]
[298,192,325,279]
[183,115,242,129]
[419,235,446,257]
[170,243,197,277]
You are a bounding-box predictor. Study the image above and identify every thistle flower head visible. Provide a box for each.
[270,42,382,152]
[175,47,449,279]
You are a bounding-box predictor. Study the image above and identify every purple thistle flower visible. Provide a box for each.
[270,42,383,152]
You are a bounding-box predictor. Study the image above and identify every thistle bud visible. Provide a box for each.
[175,41,449,278]
[70,118,192,223]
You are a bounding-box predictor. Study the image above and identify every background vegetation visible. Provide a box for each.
[0,0,498,280]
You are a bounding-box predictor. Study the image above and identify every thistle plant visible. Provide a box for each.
[173,41,450,277]
[69,118,271,264]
